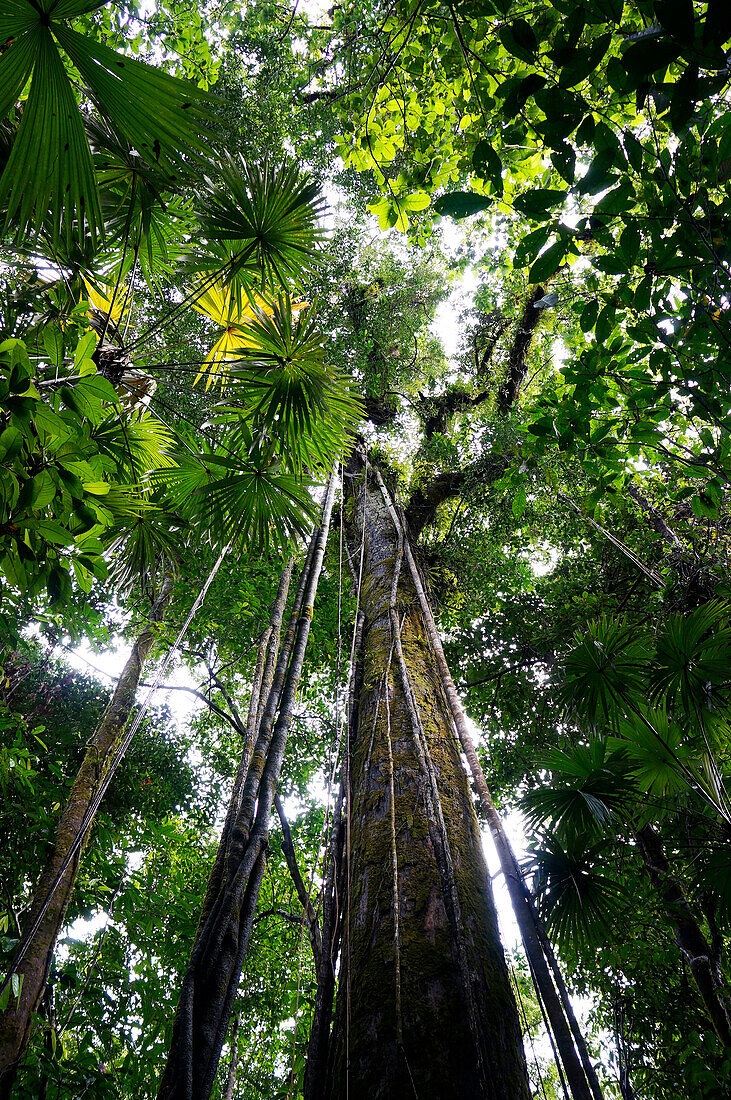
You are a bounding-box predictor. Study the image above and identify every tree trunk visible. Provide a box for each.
[222,1013,241,1100]
[322,454,530,1099]
[635,823,731,1046]
[376,466,603,1100]
[0,571,174,1097]
[158,475,337,1100]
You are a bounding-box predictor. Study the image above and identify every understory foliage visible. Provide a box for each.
[1,1,731,1098]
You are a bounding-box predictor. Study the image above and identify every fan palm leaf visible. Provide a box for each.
[562,617,651,723]
[215,295,363,471]
[521,741,632,841]
[188,156,326,291]
[526,832,629,952]
[191,279,279,390]
[149,426,317,552]
[0,0,216,246]
[651,600,731,715]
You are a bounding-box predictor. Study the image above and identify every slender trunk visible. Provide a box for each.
[375,467,603,1100]
[635,823,731,1045]
[158,475,337,1100]
[194,559,296,938]
[304,607,364,1100]
[322,455,530,1099]
[0,572,174,1097]
[222,1013,241,1100]
[275,793,322,970]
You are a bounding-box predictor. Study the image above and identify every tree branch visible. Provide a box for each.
[495,284,548,415]
[274,794,323,970]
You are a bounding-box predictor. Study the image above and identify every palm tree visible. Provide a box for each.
[0,30,362,1078]
[523,605,731,1047]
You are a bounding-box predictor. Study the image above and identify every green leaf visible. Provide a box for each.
[471,139,503,191]
[0,26,101,246]
[622,36,682,79]
[514,225,551,267]
[74,331,98,367]
[499,19,538,64]
[691,492,718,519]
[434,191,492,219]
[514,188,567,219]
[623,130,645,171]
[512,485,527,519]
[529,238,570,282]
[0,30,37,119]
[558,33,612,88]
[43,326,64,367]
[30,470,56,510]
[54,24,216,179]
[32,519,75,546]
[655,0,696,41]
[77,374,121,406]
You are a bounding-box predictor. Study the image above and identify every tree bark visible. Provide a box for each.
[322,453,531,1099]
[635,823,731,1046]
[376,466,602,1100]
[304,606,364,1100]
[222,1013,241,1100]
[495,284,548,415]
[0,571,174,1097]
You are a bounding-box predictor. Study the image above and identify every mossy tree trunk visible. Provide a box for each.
[0,571,174,1098]
[322,454,530,1099]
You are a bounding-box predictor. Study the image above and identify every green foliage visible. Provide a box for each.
[189,157,326,291]
[3,1,731,1097]
[0,0,216,247]
[0,335,127,608]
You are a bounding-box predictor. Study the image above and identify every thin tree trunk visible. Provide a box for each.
[373,466,603,1100]
[158,475,337,1100]
[304,607,364,1100]
[322,453,530,1099]
[0,572,174,1098]
[194,558,296,938]
[275,793,322,970]
[635,823,731,1045]
[222,1013,241,1100]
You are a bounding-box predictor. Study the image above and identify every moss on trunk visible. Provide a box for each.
[0,573,174,1097]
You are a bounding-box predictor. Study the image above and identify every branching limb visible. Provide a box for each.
[274,793,323,970]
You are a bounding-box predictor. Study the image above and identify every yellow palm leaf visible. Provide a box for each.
[191,280,306,390]
[83,278,126,326]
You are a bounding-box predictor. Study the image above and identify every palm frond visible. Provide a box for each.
[91,411,178,480]
[149,429,318,551]
[188,156,326,290]
[0,0,217,246]
[0,26,101,247]
[526,832,629,952]
[608,708,693,801]
[54,23,215,177]
[562,617,651,724]
[522,742,630,841]
[214,296,363,471]
[104,502,185,590]
[651,600,731,715]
